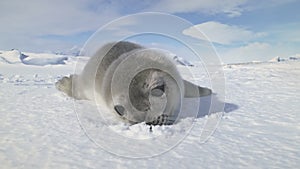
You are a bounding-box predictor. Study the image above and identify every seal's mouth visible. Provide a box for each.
[146,114,175,126]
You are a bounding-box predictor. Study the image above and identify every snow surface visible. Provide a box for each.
[0,50,299,168]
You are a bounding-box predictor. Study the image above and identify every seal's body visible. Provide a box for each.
[56,41,212,125]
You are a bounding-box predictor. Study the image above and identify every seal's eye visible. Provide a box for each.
[114,105,125,116]
[151,84,165,97]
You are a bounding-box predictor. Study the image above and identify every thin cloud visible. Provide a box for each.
[183,21,266,45]
[215,42,272,63]
[147,0,246,17]
[146,0,297,17]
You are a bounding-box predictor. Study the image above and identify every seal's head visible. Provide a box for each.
[55,76,73,97]
[55,74,85,99]
[107,49,185,125]
[113,68,183,125]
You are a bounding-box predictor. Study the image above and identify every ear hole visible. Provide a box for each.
[151,85,165,97]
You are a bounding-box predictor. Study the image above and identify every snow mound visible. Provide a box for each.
[0,49,28,64]
[269,54,300,62]
[0,49,69,66]
[225,54,300,68]
[21,52,68,66]
[173,55,194,66]
[288,54,300,61]
[54,45,82,56]
[270,56,287,62]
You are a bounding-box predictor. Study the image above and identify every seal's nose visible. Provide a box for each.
[114,105,125,116]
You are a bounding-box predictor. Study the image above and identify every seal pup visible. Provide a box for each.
[56,41,212,125]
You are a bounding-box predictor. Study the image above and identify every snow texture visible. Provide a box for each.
[0,50,299,168]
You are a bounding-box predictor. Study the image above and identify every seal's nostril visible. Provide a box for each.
[151,84,165,97]
[114,105,125,116]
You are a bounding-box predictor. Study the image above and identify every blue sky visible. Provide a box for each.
[0,0,299,63]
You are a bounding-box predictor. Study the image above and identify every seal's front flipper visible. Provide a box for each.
[183,80,212,98]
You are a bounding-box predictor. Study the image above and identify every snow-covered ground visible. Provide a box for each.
[0,50,299,168]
